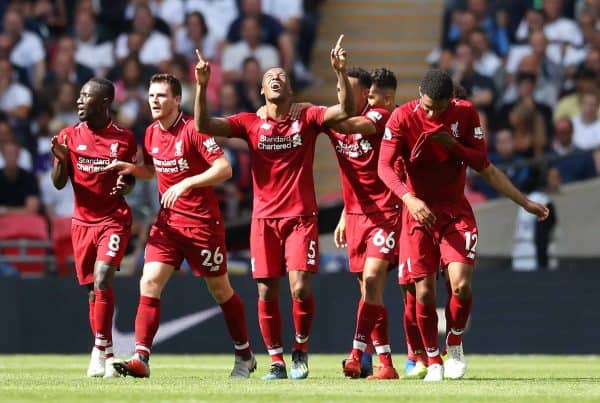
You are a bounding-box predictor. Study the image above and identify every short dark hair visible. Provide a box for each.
[88,77,115,102]
[347,67,372,89]
[420,69,454,100]
[150,73,182,97]
[370,68,397,91]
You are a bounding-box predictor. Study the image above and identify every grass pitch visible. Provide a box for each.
[0,355,598,402]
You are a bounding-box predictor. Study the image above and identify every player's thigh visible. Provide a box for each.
[96,223,131,268]
[364,212,399,268]
[439,226,478,269]
[180,221,228,277]
[250,218,285,278]
[399,227,440,282]
[71,224,97,286]
[145,224,184,270]
[283,216,319,273]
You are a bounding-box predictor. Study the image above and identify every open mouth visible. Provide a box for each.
[269,81,282,91]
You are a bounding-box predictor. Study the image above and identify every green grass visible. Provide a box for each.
[1,355,599,402]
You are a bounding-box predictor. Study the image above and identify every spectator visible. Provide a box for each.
[542,0,584,47]
[512,166,559,272]
[49,81,79,129]
[115,4,172,68]
[503,53,561,109]
[222,16,280,82]
[125,0,185,33]
[167,54,194,113]
[473,128,532,198]
[43,36,94,90]
[509,99,548,158]
[0,58,33,126]
[234,56,263,112]
[0,121,33,172]
[226,0,293,76]
[186,0,238,42]
[114,56,148,128]
[39,171,74,220]
[444,9,479,51]
[218,82,243,116]
[0,141,40,215]
[73,9,115,77]
[572,91,600,150]
[468,28,503,81]
[30,105,54,175]
[549,117,597,183]
[2,7,46,89]
[496,72,553,137]
[174,11,218,63]
[554,65,598,120]
[514,7,546,44]
[451,41,497,117]
[26,0,68,40]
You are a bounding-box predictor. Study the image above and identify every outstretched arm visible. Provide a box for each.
[105,160,155,180]
[331,116,377,136]
[323,35,356,125]
[479,163,549,220]
[194,49,233,137]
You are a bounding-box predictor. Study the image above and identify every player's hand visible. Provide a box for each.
[105,160,136,176]
[524,199,550,221]
[289,102,312,120]
[330,34,347,72]
[333,213,347,248]
[110,175,134,196]
[402,193,436,227]
[161,179,190,209]
[194,49,211,85]
[50,135,68,161]
[430,131,456,149]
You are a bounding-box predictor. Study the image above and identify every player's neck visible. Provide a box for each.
[86,115,110,131]
[265,101,290,121]
[158,110,181,130]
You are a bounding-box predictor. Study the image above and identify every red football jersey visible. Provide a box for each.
[226,106,327,218]
[142,113,224,226]
[382,98,490,204]
[325,105,400,214]
[60,121,136,225]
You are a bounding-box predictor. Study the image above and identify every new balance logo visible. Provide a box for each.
[76,145,87,151]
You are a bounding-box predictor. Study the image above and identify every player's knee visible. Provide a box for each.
[417,288,436,305]
[93,264,114,290]
[291,283,310,300]
[87,289,95,302]
[452,283,471,299]
[139,275,161,296]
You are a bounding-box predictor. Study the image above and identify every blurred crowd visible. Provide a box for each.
[431,0,600,205]
[0,0,325,273]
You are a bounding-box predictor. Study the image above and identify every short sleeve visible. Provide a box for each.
[226,113,252,140]
[187,122,224,164]
[383,107,405,148]
[142,127,153,166]
[365,107,391,135]
[303,105,327,129]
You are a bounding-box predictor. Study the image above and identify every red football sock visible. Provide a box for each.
[134,295,161,358]
[258,298,284,364]
[350,299,379,360]
[292,293,314,353]
[372,306,393,368]
[93,288,114,353]
[220,293,251,357]
[416,302,442,366]
[88,299,95,337]
[447,293,472,346]
[403,290,424,360]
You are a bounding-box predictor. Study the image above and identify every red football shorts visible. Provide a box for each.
[250,216,319,279]
[71,222,131,285]
[145,219,227,277]
[345,210,400,273]
[398,199,478,283]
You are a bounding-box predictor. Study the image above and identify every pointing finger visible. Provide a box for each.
[195,48,204,62]
[335,34,344,50]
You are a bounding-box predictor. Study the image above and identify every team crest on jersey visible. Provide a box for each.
[292,133,302,147]
[474,126,484,140]
[291,120,301,134]
[451,121,460,138]
[177,158,189,171]
[110,142,119,158]
[203,137,220,153]
[359,139,372,153]
[174,139,184,156]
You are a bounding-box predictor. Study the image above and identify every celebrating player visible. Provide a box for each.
[106,74,255,378]
[51,78,137,378]
[325,67,400,380]
[378,69,549,381]
[193,35,355,380]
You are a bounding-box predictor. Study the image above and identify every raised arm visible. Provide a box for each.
[50,134,69,189]
[478,164,549,220]
[331,116,377,136]
[323,35,356,125]
[194,49,233,137]
[161,155,232,209]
